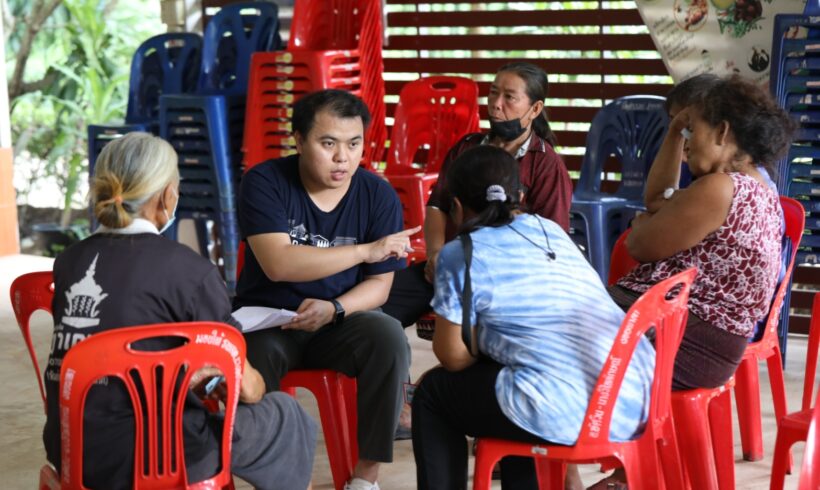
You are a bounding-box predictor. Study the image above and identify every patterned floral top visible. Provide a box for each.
[618,172,782,338]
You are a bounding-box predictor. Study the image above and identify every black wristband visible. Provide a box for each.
[329,298,345,326]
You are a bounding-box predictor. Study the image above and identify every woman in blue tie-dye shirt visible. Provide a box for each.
[410,145,655,490]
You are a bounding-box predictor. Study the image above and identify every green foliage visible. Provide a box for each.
[6,0,162,226]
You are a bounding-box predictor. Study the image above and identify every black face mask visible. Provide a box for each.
[489,118,527,142]
[489,104,535,142]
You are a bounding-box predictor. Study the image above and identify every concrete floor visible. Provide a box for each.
[0,253,811,489]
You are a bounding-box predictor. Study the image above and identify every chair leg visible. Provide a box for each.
[283,373,353,490]
[766,349,792,472]
[672,395,719,490]
[473,442,501,490]
[770,427,802,490]
[312,377,353,490]
[734,358,764,461]
[708,390,735,490]
[622,453,658,490]
[534,460,564,489]
[657,419,686,490]
[338,373,358,472]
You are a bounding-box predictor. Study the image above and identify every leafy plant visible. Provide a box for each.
[4,0,162,227]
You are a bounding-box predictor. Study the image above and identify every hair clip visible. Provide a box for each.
[486,185,507,202]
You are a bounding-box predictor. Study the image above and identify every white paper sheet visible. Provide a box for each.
[231,306,298,333]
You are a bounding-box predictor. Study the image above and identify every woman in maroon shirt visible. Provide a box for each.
[383,62,573,329]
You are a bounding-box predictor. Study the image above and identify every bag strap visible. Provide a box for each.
[460,233,478,356]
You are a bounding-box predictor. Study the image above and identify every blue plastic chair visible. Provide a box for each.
[198,1,281,96]
[570,95,669,281]
[160,2,282,293]
[86,33,202,230]
[125,33,202,124]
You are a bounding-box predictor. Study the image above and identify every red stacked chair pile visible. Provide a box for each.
[245,0,387,169]
[242,50,363,170]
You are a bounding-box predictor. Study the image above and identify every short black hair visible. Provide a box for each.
[292,90,371,137]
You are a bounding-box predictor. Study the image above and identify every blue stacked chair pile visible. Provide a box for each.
[87,32,202,227]
[159,2,282,293]
[768,7,820,361]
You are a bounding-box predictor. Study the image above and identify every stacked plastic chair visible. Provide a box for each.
[384,76,480,262]
[772,7,820,262]
[569,95,668,281]
[288,0,386,169]
[159,2,282,293]
[87,33,202,228]
[242,50,363,170]
[767,0,819,400]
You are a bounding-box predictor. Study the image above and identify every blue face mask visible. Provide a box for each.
[158,187,178,235]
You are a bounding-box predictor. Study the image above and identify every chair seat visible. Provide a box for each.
[781,409,813,430]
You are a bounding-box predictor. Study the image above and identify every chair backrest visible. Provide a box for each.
[385,76,480,176]
[9,270,55,411]
[574,96,669,201]
[800,396,820,490]
[607,228,638,286]
[575,268,695,446]
[289,0,363,50]
[755,197,804,360]
[125,33,203,124]
[199,2,281,95]
[59,322,244,489]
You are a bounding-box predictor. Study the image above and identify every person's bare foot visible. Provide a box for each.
[400,402,411,428]
[395,402,412,440]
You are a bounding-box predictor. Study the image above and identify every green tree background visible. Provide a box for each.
[4,0,163,227]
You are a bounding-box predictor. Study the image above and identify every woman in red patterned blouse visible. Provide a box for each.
[609,75,795,391]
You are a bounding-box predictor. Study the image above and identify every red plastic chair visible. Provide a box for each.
[798,391,820,490]
[9,271,55,413]
[289,0,386,168]
[385,76,480,176]
[387,174,438,263]
[735,196,804,463]
[473,269,695,490]
[607,196,804,488]
[281,370,358,490]
[234,247,359,490]
[384,76,479,261]
[607,229,638,286]
[54,321,243,489]
[770,292,820,490]
[609,230,735,489]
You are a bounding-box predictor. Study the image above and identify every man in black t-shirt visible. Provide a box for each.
[235,90,417,489]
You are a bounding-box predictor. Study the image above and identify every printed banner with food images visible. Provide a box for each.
[636,0,807,86]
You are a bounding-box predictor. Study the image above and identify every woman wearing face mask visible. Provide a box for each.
[383,62,572,330]
[42,132,317,490]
